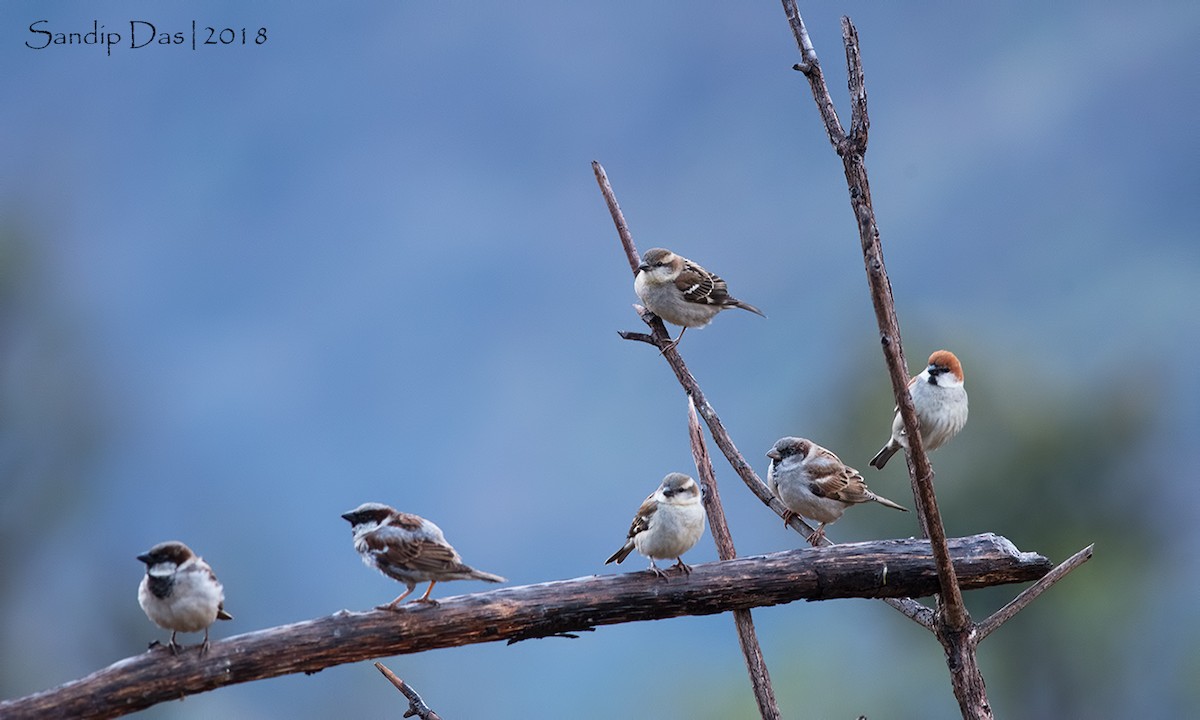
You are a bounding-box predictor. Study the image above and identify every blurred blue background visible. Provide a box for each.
[3,2,1198,718]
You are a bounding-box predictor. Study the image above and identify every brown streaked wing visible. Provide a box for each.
[623,493,659,540]
[389,511,427,531]
[675,262,730,306]
[812,464,877,505]
[364,527,462,574]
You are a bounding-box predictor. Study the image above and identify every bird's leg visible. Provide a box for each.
[672,558,692,576]
[781,509,798,527]
[377,585,416,611]
[807,523,828,547]
[411,581,440,606]
[659,327,686,355]
[200,628,211,657]
[168,631,180,655]
[647,559,669,580]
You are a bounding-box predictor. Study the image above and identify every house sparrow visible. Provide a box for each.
[634,247,765,347]
[341,502,506,610]
[605,472,706,578]
[767,437,907,546]
[137,541,232,655]
[869,349,969,470]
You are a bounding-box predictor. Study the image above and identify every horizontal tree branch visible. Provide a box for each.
[2,534,1049,720]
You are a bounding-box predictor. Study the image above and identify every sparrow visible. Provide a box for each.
[634,247,765,348]
[137,541,232,655]
[767,437,907,546]
[605,472,706,578]
[869,349,969,470]
[341,502,506,610]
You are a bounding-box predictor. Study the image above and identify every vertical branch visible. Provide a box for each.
[780,4,988,717]
[687,398,781,720]
[782,1,967,628]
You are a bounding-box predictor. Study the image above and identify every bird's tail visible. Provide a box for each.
[605,542,635,565]
[468,568,507,583]
[217,606,233,621]
[869,443,899,469]
[871,493,908,512]
[733,299,766,318]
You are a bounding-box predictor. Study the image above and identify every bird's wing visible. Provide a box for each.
[675,262,730,306]
[364,525,462,574]
[807,460,875,505]
[624,493,659,540]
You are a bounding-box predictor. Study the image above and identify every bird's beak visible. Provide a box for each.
[136,553,152,565]
[766,450,781,460]
[340,512,355,523]
[636,262,650,273]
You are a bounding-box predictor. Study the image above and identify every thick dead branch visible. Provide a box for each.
[688,398,781,720]
[1,535,1049,719]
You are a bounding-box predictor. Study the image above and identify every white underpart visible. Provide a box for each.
[634,490,705,561]
[138,561,224,634]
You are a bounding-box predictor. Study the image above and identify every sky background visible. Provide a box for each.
[2,2,1199,718]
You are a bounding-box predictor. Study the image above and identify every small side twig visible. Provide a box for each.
[688,397,781,720]
[976,544,1094,641]
[374,662,443,720]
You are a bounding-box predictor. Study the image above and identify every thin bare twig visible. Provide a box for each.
[976,544,1094,641]
[688,397,781,720]
[374,663,443,720]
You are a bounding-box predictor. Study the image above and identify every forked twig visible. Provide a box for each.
[374,662,443,720]
[779,4,1095,717]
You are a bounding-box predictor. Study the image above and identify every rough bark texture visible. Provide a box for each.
[1,534,1049,719]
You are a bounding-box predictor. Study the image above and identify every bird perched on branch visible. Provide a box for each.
[634,247,764,348]
[342,502,506,610]
[767,437,907,546]
[606,472,706,578]
[869,349,969,470]
[137,541,232,655]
